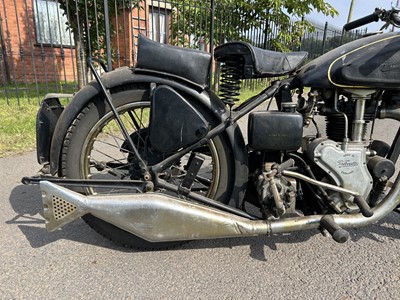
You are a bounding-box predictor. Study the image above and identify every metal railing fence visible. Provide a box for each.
[0,0,367,105]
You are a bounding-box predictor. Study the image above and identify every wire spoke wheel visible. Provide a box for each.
[61,86,235,249]
[80,101,221,198]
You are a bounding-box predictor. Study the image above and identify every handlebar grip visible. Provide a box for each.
[343,13,379,31]
[392,12,400,26]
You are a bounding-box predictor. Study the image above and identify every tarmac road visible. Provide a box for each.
[1,116,400,299]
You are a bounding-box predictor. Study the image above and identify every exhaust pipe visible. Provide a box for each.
[40,181,270,242]
[40,172,400,242]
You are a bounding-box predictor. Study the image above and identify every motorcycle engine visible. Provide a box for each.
[304,137,373,213]
[251,89,398,217]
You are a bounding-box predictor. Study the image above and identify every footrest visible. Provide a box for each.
[178,153,205,196]
[320,215,350,243]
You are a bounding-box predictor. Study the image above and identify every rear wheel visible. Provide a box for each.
[61,85,235,250]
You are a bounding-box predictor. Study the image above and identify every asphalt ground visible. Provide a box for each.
[1,115,400,299]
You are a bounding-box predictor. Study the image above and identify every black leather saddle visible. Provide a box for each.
[136,34,212,88]
[214,42,308,79]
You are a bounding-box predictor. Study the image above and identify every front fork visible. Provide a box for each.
[352,97,367,142]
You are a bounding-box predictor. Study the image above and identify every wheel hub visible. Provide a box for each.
[121,128,165,180]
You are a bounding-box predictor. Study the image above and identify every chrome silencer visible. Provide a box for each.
[40,181,270,242]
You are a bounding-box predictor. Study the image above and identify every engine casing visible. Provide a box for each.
[306,138,373,211]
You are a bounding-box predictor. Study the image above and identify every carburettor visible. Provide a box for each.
[255,162,302,219]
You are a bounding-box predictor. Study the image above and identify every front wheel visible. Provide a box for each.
[60,84,236,250]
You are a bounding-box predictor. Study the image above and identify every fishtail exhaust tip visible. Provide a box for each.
[40,181,85,232]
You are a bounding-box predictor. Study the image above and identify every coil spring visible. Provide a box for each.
[219,57,243,107]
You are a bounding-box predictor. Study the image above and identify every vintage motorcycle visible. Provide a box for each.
[23,7,400,249]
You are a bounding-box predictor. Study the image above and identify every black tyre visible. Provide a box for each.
[61,84,235,250]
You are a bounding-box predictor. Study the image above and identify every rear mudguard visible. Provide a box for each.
[46,66,248,207]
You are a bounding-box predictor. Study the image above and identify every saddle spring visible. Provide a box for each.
[219,56,244,107]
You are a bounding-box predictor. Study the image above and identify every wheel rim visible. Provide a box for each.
[79,101,221,198]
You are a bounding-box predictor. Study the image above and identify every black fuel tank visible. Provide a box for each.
[297,32,400,90]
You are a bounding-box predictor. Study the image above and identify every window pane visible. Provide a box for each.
[149,12,156,41]
[159,14,166,44]
[149,11,167,43]
[34,0,74,46]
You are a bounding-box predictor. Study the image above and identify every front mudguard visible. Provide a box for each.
[41,67,248,207]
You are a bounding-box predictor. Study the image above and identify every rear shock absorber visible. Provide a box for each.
[219,57,243,107]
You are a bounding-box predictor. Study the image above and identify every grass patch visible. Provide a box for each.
[238,85,266,103]
[0,100,38,157]
[0,82,75,157]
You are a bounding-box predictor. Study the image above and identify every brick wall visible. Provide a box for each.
[111,6,148,70]
[0,0,77,84]
[0,0,164,85]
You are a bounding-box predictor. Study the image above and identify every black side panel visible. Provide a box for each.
[150,86,209,153]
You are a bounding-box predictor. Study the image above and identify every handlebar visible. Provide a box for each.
[343,7,400,31]
[343,12,380,31]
